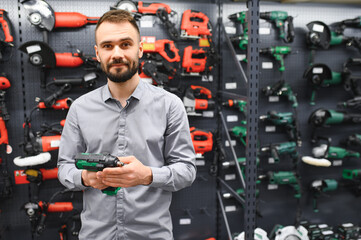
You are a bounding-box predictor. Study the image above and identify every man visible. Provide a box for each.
[57,9,196,240]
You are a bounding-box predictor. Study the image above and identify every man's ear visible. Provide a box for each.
[94,45,100,62]
[138,41,143,59]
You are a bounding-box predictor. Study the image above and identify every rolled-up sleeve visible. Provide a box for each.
[57,102,87,190]
[149,96,197,191]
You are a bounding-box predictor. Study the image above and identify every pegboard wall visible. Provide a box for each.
[1,0,361,240]
[220,1,361,239]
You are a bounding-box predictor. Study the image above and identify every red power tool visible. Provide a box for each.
[21,0,99,42]
[112,0,180,40]
[183,85,215,116]
[182,46,213,76]
[180,9,212,39]
[0,9,14,61]
[142,37,181,62]
[0,73,10,147]
[14,168,58,185]
[190,127,213,155]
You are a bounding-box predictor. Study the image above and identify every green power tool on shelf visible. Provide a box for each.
[229,125,247,146]
[228,11,248,50]
[260,171,301,198]
[261,141,298,164]
[75,153,125,196]
[260,11,295,43]
[260,46,291,73]
[310,179,338,212]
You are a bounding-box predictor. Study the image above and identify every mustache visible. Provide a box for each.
[107,59,129,68]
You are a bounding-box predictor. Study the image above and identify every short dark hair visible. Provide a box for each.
[95,10,140,42]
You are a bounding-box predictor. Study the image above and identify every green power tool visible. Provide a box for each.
[260,171,301,198]
[222,99,247,115]
[75,153,125,196]
[262,79,298,108]
[260,11,295,43]
[229,125,247,146]
[261,141,298,164]
[228,11,248,50]
[260,46,291,72]
[310,179,338,212]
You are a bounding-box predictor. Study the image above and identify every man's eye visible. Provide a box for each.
[122,42,131,47]
[103,44,112,49]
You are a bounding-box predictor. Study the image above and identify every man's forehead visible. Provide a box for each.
[96,21,139,43]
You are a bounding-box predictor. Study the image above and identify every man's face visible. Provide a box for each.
[94,21,143,83]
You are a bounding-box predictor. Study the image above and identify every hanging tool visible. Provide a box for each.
[260,46,291,73]
[182,46,216,77]
[260,111,301,146]
[139,58,176,87]
[180,9,212,40]
[342,169,361,196]
[310,179,338,212]
[259,171,301,198]
[50,72,99,89]
[229,125,247,147]
[312,143,360,160]
[228,11,248,50]
[189,127,213,156]
[260,11,295,43]
[261,141,298,164]
[142,38,180,63]
[21,0,99,43]
[270,225,309,240]
[342,133,361,148]
[14,118,64,167]
[19,40,99,88]
[262,79,298,108]
[75,153,125,196]
[0,9,14,62]
[183,85,215,116]
[111,0,179,40]
[306,21,361,63]
[333,16,361,34]
[222,99,247,115]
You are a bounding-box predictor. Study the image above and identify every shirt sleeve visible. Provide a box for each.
[57,102,88,190]
[149,95,197,191]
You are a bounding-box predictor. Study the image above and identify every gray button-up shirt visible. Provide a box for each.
[57,79,197,240]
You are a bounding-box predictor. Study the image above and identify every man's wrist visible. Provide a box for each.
[143,167,153,185]
[81,170,89,187]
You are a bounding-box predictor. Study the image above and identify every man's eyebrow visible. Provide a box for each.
[99,37,134,46]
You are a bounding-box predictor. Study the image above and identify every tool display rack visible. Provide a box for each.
[0,0,361,240]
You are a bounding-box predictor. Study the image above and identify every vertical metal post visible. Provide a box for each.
[245,0,259,240]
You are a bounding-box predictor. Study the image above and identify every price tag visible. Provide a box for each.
[225,205,237,212]
[259,28,270,35]
[179,218,191,225]
[236,54,246,61]
[332,160,342,166]
[262,62,273,69]
[225,140,236,147]
[225,174,236,181]
[195,160,205,166]
[312,67,324,74]
[225,82,237,89]
[225,26,237,34]
[227,115,238,122]
[140,20,153,28]
[265,126,276,132]
[313,24,324,32]
[202,111,214,118]
[268,96,279,102]
[268,184,278,190]
[268,157,275,164]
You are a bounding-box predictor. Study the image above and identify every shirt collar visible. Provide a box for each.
[102,78,145,102]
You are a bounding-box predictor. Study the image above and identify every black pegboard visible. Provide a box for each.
[1,0,221,239]
[221,0,361,239]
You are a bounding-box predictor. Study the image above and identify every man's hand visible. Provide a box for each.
[97,156,153,188]
[81,170,108,190]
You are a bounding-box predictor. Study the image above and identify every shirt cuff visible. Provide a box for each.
[148,167,170,188]
[74,169,89,190]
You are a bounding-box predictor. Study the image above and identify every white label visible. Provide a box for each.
[225,205,237,212]
[225,26,237,34]
[262,62,273,69]
[268,157,275,164]
[268,184,278,190]
[50,140,60,148]
[225,82,237,89]
[265,126,276,132]
[332,160,342,166]
[236,54,246,61]
[202,111,214,118]
[322,230,334,235]
[259,27,271,35]
[26,45,41,54]
[140,20,153,28]
[202,75,213,82]
[312,67,324,74]
[225,174,236,181]
[342,223,353,227]
[195,160,205,166]
[227,115,238,122]
[268,96,279,102]
[179,218,191,225]
[141,36,156,43]
[312,24,324,32]
[318,224,329,229]
[225,140,236,147]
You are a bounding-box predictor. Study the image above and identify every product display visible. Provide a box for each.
[0,0,361,240]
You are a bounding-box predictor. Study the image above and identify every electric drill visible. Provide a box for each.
[222,99,247,115]
[261,141,298,164]
[310,179,338,212]
[262,79,298,108]
[260,11,295,43]
[262,171,301,198]
[229,125,247,146]
[75,153,125,196]
[228,11,248,50]
[260,46,291,72]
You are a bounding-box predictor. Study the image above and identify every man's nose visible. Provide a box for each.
[112,46,124,59]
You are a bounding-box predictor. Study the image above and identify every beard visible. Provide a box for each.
[102,58,139,83]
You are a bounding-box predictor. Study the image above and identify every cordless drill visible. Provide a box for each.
[260,46,291,72]
[260,11,295,43]
[261,171,301,198]
[261,141,298,164]
[222,99,247,115]
[262,79,298,108]
[75,153,125,196]
[228,11,248,50]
